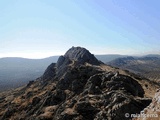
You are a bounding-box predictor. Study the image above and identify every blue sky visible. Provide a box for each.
[0,0,160,58]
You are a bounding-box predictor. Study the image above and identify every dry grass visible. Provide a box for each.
[63,108,75,115]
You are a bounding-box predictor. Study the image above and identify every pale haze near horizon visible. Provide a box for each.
[0,0,160,58]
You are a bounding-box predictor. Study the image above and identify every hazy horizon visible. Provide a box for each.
[1,0,160,58]
[0,50,160,59]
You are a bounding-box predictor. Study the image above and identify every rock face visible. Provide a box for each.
[136,90,160,120]
[63,47,101,65]
[0,47,158,120]
[56,46,102,78]
[42,63,56,80]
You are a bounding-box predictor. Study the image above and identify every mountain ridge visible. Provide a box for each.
[107,56,160,83]
[1,53,160,91]
[0,47,159,120]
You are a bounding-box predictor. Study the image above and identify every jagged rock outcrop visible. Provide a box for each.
[56,46,102,78]
[135,90,160,120]
[41,47,102,80]
[0,46,158,120]
[51,69,151,120]
[42,63,56,80]
[64,47,101,65]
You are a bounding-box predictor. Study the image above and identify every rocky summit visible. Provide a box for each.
[0,47,159,120]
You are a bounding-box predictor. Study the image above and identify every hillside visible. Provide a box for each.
[0,47,159,120]
[1,54,160,92]
[0,54,126,91]
[95,54,127,63]
[107,56,160,83]
[0,56,59,91]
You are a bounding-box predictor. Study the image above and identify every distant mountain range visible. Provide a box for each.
[0,56,59,91]
[95,54,127,63]
[0,54,160,91]
[107,55,160,83]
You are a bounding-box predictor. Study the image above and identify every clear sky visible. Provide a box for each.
[0,0,160,58]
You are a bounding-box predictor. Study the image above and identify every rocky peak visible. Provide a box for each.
[41,47,102,80]
[64,47,97,62]
[57,47,101,67]
[56,47,102,77]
